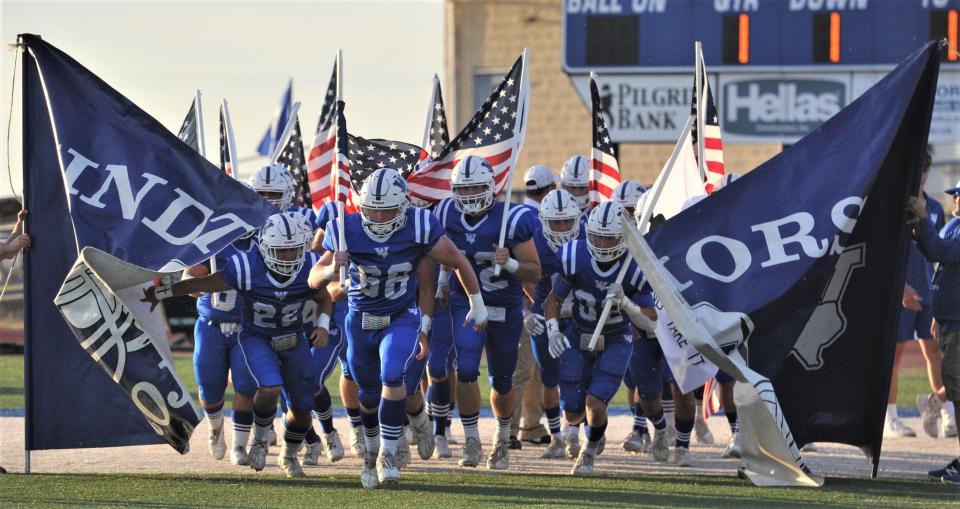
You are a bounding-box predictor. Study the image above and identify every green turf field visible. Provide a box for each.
[0,472,956,508]
[0,353,932,411]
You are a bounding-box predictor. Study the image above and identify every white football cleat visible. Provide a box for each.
[651,428,669,462]
[361,453,380,489]
[458,437,482,468]
[571,449,595,475]
[541,437,566,459]
[941,405,958,438]
[349,426,366,457]
[277,441,305,477]
[694,414,715,445]
[434,434,452,459]
[883,417,917,438]
[917,393,942,438]
[396,430,411,469]
[672,447,693,467]
[322,430,345,462]
[486,439,510,470]
[411,420,436,460]
[621,430,647,454]
[208,424,227,460]
[230,446,250,466]
[248,427,271,472]
[564,428,581,459]
[301,441,322,466]
[722,432,741,458]
[377,450,401,484]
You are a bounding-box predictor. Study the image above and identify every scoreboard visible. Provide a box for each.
[563,0,960,73]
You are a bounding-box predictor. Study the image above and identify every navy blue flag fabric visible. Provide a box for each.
[257,80,294,157]
[21,34,273,452]
[176,99,199,153]
[644,42,940,467]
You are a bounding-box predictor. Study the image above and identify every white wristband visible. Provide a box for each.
[315,313,330,332]
[468,292,485,310]
[502,257,520,273]
[155,284,173,301]
[420,314,432,336]
[438,268,451,286]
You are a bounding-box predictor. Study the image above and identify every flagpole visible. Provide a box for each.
[694,42,707,182]
[588,71,599,208]
[493,48,529,277]
[269,102,302,164]
[422,74,440,150]
[222,99,240,178]
[194,90,207,159]
[335,49,347,288]
[587,115,694,351]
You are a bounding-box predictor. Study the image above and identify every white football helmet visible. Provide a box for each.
[451,155,495,215]
[258,212,310,276]
[539,189,581,250]
[586,201,626,262]
[634,193,648,228]
[359,168,408,237]
[560,155,590,211]
[248,163,295,211]
[613,180,647,212]
[408,194,433,209]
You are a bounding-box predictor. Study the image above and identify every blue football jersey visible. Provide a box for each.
[552,240,654,336]
[531,220,586,315]
[220,250,322,337]
[323,207,442,315]
[435,199,537,307]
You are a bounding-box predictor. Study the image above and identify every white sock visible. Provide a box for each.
[207,409,224,432]
[409,407,429,429]
[886,403,898,422]
[496,416,512,442]
[461,413,480,441]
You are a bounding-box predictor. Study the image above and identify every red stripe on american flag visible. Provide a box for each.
[704,138,723,150]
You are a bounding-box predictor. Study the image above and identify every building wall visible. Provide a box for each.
[445,0,782,190]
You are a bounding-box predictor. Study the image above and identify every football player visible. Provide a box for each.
[311,201,366,458]
[544,201,657,475]
[522,189,583,459]
[559,156,591,214]
[181,233,258,466]
[434,155,542,470]
[142,212,332,478]
[311,168,487,488]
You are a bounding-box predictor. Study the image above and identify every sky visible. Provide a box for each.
[0,0,443,197]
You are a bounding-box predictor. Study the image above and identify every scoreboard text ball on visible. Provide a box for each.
[563,0,960,73]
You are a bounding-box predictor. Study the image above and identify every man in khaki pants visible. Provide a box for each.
[508,165,556,448]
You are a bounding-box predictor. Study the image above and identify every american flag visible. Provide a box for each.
[275,115,311,207]
[218,105,234,177]
[407,54,528,203]
[315,61,337,134]
[176,99,199,152]
[691,53,725,194]
[307,100,351,209]
[346,136,427,199]
[589,77,621,208]
[422,74,450,159]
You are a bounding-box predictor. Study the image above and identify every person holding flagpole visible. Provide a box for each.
[435,155,541,471]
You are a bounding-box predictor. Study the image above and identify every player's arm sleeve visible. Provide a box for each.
[219,253,245,291]
[321,219,339,252]
[418,208,445,250]
[505,207,536,247]
[916,219,960,264]
[549,245,573,299]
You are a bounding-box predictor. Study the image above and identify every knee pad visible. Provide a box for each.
[358,388,381,410]
[456,369,479,384]
[490,374,513,395]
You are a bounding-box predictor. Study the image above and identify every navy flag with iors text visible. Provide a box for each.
[644,41,941,468]
[21,34,274,453]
